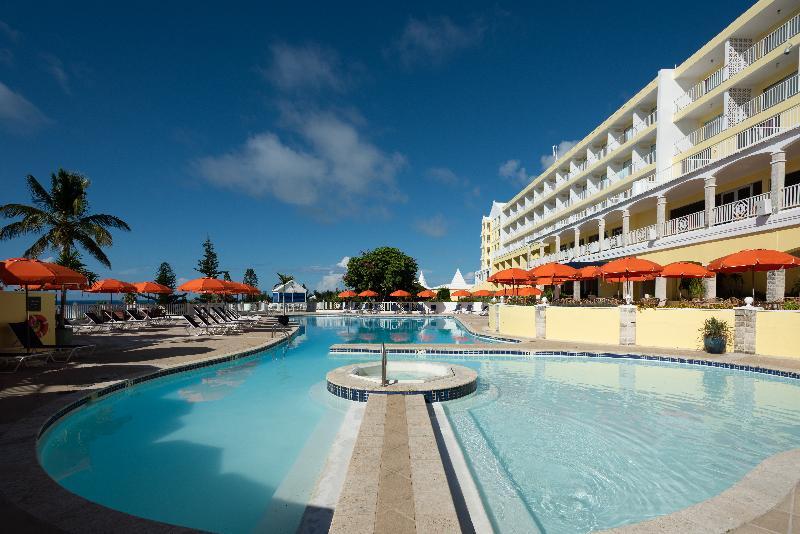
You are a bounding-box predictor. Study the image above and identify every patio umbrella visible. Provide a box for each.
[178,277,228,294]
[528,262,578,285]
[338,290,357,298]
[660,262,714,278]
[133,281,174,294]
[358,290,379,298]
[571,266,602,301]
[389,290,411,298]
[516,287,543,297]
[488,268,532,297]
[600,257,662,301]
[471,289,492,298]
[451,290,472,298]
[417,289,436,299]
[1,258,87,352]
[708,249,800,298]
[87,279,137,304]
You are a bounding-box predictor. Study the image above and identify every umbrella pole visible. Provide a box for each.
[25,284,30,354]
[752,270,755,300]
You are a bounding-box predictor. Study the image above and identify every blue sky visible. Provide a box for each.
[0,0,754,292]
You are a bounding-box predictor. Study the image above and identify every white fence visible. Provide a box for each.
[663,210,705,237]
[713,192,771,225]
[784,183,800,209]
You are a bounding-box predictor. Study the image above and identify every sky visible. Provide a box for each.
[0,0,755,294]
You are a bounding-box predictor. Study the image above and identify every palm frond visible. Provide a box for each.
[0,220,42,241]
[0,203,48,220]
[74,231,111,268]
[80,214,131,231]
[26,175,54,210]
[23,233,55,259]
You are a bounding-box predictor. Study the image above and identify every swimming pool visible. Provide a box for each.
[37,316,800,533]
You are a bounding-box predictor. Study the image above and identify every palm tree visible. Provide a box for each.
[0,169,131,326]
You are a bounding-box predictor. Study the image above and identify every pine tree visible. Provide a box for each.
[154,262,177,305]
[195,237,220,278]
[243,268,259,302]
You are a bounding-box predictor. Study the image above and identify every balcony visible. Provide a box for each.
[675,74,799,155]
[712,192,771,225]
[674,12,800,112]
[663,211,705,237]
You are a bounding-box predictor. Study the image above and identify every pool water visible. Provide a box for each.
[38,317,800,534]
[442,356,800,533]
[37,316,486,533]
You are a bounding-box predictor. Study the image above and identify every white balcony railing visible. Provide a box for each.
[674,12,800,112]
[713,192,771,225]
[783,183,800,209]
[628,224,657,245]
[662,210,705,237]
[736,73,799,123]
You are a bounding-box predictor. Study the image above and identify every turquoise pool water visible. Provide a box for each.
[37,316,485,533]
[38,317,800,533]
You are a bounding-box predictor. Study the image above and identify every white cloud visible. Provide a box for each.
[498,159,530,186]
[337,256,350,269]
[464,271,476,283]
[0,48,12,66]
[317,272,343,292]
[0,81,50,134]
[427,167,460,186]
[41,53,70,94]
[414,213,448,238]
[540,140,580,169]
[195,111,406,214]
[264,43,350,92]
[0,20,20,43]
[393,16,485,66]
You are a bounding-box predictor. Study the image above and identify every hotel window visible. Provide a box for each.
[611,227,623,237]
[624,124,634,142]
[715,180,762,206]
[786,169,800,188]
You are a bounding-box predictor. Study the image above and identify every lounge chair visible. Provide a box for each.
[127,309,151,324]
[100,310,134,330]
[7,321,95,364]
[84,311,119,331]
[0,351,53,373]
[196,308,240,333]
[182,314,228,336]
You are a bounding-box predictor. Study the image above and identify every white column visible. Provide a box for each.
[656,194,667,239]
[766,269,786,302]
[622,209,630,246]
[573,227,580,257]
[655,276,667,305]
[598,218,606,251]
[554,235,561,255]
[573,279,581,301]
[770,150,786,212]
[704,176,716,227]
[704,276,717,300]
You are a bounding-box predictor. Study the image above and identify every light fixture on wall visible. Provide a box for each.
[784,42,793,55]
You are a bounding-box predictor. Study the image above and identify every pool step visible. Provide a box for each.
[329,394,461,533]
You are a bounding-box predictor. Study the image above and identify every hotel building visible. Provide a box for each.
[477,0,800,301]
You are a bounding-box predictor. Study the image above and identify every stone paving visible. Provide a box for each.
[330,394,460,534]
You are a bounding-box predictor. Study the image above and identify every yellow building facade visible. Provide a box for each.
[480,0,800,301]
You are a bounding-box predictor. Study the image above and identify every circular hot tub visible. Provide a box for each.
[326,360,477,402]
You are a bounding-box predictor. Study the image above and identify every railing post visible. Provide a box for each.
[573,227,580,258]
[704,175,716,227]
[770,150,786,213]
[598,218,606,251]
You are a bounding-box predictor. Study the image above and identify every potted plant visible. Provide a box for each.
[699,317,731,354]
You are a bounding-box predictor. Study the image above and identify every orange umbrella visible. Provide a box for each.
[1,258,87,286]
[600,257,662,279]
[488,268,531,285]
[87,279,137,293]
[178,277,228,294]
[603,274,657,283]
[338,290,357,298]
[529,262,578,285]
[493,288,514,297]
[133,281,174,294]
[358,290,379,298]
[572,266,603,281]
[28,281,89,291]
[389,290,411,298]
[471,289,492,297]
[708,249,800,299]
[660,262,714,278]
[451,290,472,297]
[417,289,436,299]
[707,249,800,273]
[517,287,543,297]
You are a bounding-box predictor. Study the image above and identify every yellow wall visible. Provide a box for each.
[498,305,536,338]
[488,304,497,331]
[755,311,800,358]
[545,306,619,345]
[637,308,735,350]
[0,291,56,348]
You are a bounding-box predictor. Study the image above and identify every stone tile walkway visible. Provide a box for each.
[330,394,459,533]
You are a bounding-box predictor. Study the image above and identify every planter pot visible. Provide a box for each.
[704,336,727,354]
[56,327,73,345]
[277,315,290,326]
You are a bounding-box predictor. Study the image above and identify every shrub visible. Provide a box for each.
[783,300,800,310]
[699,317,732,341]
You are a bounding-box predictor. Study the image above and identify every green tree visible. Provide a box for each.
[154,262,178,304]
[0,170,131,326]
[221,271,232,282]
[243,268,259,302]
[342,247,418,298]
[436,287,451,301]
[195,237,220,278]
[276,272,294,285]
